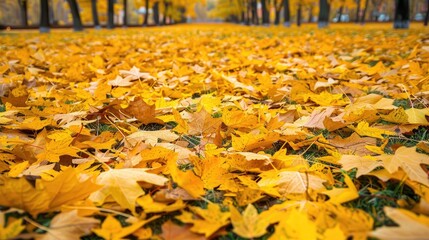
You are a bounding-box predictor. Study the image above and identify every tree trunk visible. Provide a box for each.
[318,0,330,28]
[308,5,313,22]
[91,0,100,28]
[283,0,290,26]
[355,0,361,23]
[48,0,55,25]
[251,0,259,24]
[338,6,343,22]
[162,2,169,25]
[241,10,245,24]
[261,0,268,25]
[361,0,369,24]
[425,0,429,26]
[107,0,115,29]
[123,0,127,26]
[394,0,410,28]
[143,0,149,26]
[153,1,160,25]
[179,6,186,23]
[18,0,28,26]
[246,0,251,24]
[66,0,83,31]
[40,0,50,32]
[274,9,281,25]
[297,4,302,26]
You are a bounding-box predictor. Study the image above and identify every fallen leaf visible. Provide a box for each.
[370,207,429,240]
[231,204,271,238]
[37,210,99,240]
[350,121,396,139]
[161,221,205,240]
[177,202,230,237]
[379,146,429,187]
[92,215,146,240]
[0,213,25,240]
[270,208,318,240]
[89,168,168,211]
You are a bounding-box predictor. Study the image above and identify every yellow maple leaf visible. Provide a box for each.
[231,204,271,238]
[379,146,429,187]
[381,107,409,124]
[92,215,146,240]
[136,194,186,213]
[0,167,99,216]
[177,202,230,237]
[405,108,429,125]
[222,109,260,129]
[82,138,117,150]
[270,208,318,240]
[188,109,222,136]
[0,213,25,240]
[37,210,99,240]
[7,161,29,177]
[198,94,221,114]
[349,121,395,139]
[166,157,205,198]
[339,155,383,178]
[303,91,348,106]
[126,130,179,147]
[323,173,359,204]
[370,207,429,240]
[258,170,326,197]
[89,168,168,212]
[44,168,101,210]
[172,108,189,134]
[190,155,232,189]
[231,131,280,152]
[12,117,51,130]
[36,137,79,162]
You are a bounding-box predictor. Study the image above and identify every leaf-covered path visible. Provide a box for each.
[1,23,429,239]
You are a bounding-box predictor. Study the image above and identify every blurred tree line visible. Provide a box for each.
[0,0,207,31]
[208,0,429,28]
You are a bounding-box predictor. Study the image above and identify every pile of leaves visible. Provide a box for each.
[0,24,429,239]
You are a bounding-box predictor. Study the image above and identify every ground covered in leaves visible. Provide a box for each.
[0,23,429,239]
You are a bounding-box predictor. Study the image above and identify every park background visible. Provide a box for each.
[1,0,429,30]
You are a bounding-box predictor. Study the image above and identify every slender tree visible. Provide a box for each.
[40,0,50,32]
[318,0,330,28]
[297,3,302,26]
[424,0,429,26]
[338,5,344,22]
[284,0,290,26]
[153,1,160,25]
[123,0,128,26]
[361,0,369,24]
[355,0,361,23]
[251,0,259,24]
[274,0,282,25]
[239,0,246,24]
[66,0,83,31]
[394,0,410,29]
[18,0,28,26]
[107,0,115,29]
[246,0,252,24]
[143,0,149,25]
[163,1,169,25]
[48,0,55,25]
[243,0,249,24]
[261,0,269,25]
[91,0,101,28]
